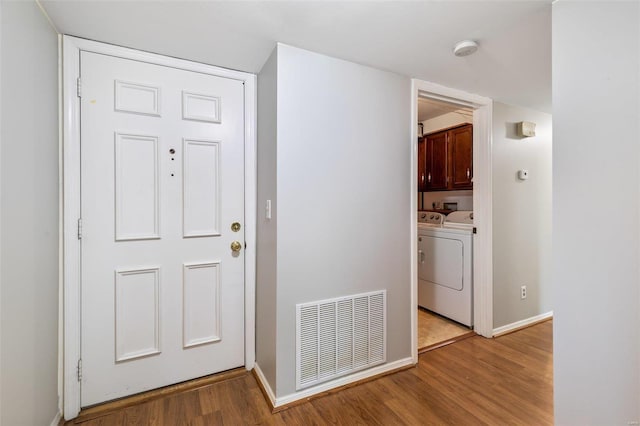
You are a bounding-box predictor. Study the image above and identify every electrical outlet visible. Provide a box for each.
[521,285,527,300]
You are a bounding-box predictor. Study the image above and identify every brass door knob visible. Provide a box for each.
[231,222,241,232]
[230,241,242,252]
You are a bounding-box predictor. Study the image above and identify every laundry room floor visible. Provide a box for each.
[418,308,474,351]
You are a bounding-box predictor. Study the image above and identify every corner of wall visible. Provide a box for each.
[255,46,279,392]
[0,1,60,424]
[0,0,4,422]
[35,0,59,33]
[57,31,64,418]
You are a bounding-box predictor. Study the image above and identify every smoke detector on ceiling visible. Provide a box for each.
[453,40,479,57]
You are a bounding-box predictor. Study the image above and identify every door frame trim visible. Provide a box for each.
[61,36,257,420]
[410,79,493,363]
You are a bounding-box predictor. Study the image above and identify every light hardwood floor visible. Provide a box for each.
[417,308,474,350]
[65,320,553,425]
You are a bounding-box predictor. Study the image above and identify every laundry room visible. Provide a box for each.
[415,89,555,351]
[416,96,476,351]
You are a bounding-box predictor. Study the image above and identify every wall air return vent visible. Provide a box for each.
[296,290,386,390]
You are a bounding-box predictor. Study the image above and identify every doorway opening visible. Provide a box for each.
[410,79,493,362]
[417,97,475,351]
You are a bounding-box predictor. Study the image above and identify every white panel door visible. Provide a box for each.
[80,51,245,406]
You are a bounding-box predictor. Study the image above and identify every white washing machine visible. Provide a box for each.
[417,211,474,327]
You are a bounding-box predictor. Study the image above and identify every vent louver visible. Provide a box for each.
[296,290,386,390]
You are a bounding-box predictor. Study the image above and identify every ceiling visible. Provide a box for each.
[40,1,552,112]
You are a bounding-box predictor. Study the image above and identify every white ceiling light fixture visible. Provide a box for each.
[453,40,479,57]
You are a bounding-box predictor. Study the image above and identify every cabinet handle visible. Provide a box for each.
[466,168,470,179]
[427,172,431,183]
[419,250,425,263]
[421,173,425,185]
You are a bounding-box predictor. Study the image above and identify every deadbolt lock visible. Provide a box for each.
[231,222,241,232]
[230,241,242,252]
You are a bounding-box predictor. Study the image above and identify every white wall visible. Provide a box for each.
[256,44,412,399]
[256,48,278,390]
[0,1,60,425]
[421,190,473,212]
[553,2,639,423]
[492,102,552,328]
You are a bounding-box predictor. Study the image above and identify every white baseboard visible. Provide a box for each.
[253,362,276,407]
[50,411,62,426]
[492,311,553,337]
[254,357,414,409]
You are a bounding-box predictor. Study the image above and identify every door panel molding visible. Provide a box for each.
[114,267,161,362]
[114,132,160,241]
[62,36,257,420]
[182,261,222,348]
[114,80,162,117]
[182,139,221,238]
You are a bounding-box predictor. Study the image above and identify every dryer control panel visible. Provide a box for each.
[418,211,444,224]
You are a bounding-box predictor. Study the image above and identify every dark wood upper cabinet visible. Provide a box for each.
[425,131,448,190]
[449,125,473,189]
[418,123,473,192]
[417,136,426,191]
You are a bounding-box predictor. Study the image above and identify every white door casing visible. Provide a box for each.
[63,37,256,419]
[410,79,493,364]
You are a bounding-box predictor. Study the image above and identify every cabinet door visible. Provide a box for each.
[449,125,473,189]
[425,131,448,190]
[418,137,426,191]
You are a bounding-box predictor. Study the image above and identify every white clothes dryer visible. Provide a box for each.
[417,211,474,327]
